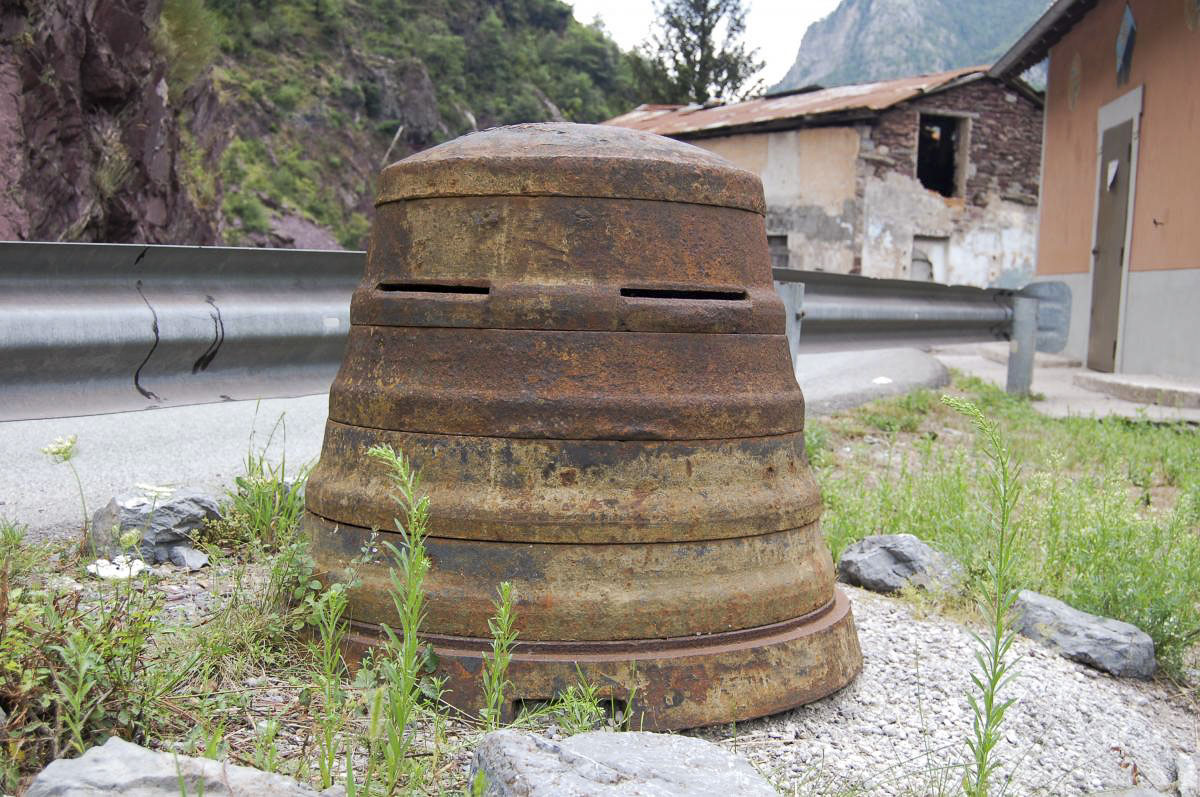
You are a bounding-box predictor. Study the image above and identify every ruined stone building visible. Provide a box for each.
[607,67,1043,288]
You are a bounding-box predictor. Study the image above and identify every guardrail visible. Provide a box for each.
[0,242,1071,421]
[773,268,1071,395]
[0,242,360,421]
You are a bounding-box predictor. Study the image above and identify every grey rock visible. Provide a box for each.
[90,492,220,564]
[1013,590,1157,679]
[168,545,209,571]
[837,534,963,594]
[367,58,443,146]
[281,478,306,503]
[469,729,775,796]
[1177,753,1199,797]
[25,736,341,796]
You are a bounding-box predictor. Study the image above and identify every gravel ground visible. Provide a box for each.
[693,586,1199,796]
[46,559,1198,795]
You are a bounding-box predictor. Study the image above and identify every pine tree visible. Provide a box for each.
[631,0,764,105]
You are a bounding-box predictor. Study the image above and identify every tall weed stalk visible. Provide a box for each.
[481,581,517,729]
[356,444,438,794]
[942,396,1022,797]
[41,435,89,550]
[313,582,351,789]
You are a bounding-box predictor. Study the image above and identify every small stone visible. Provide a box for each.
[168,545,209,571]
[837,534,964,594]
[469,730,775,796]
[1013,591,1157,679]
[25,737,329,796]
[90,492,221,564]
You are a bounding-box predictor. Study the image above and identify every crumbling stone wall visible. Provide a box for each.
[855,78,1043,285]
[866,77,1043,205]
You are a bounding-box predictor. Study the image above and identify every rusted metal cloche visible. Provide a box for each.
[304,122,861,730]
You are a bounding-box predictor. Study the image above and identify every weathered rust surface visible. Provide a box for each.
[375,123,765,213]
[340,589,863,731]
[328,328,802,440]
[306,514,834,639]
[307,425,820,544]
[356,196,780,334]
[305,122,860,731]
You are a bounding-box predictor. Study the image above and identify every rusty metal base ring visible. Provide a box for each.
[341,589,862,731]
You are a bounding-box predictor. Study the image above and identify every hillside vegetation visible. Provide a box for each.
[183,0,641,247]
[4,0,1048,246]
[1,0,639,248]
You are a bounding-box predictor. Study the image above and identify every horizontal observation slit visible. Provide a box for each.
[376,281,490,295]
[620,287,747,301]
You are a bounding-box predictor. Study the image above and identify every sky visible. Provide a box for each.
[566,0,842,88]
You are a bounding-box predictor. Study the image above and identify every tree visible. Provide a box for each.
[630,0,764,105]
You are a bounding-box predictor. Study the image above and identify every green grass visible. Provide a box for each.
[813,374,1200,675]
[8,378,1194,792]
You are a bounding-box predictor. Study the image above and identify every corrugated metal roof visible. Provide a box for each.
[604,66,990,137]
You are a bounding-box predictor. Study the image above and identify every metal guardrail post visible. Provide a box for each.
[771,269,1071,378]
[775,281,804,362]
[1006,295,1038,396]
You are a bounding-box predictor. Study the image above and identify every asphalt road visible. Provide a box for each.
[1,394,330,543]
[0,348,947,543]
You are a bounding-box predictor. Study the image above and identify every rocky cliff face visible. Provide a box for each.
[773,0,1048,91]
[0,0,220,243]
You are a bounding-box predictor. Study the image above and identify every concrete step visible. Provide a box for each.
[1073,371,1200,409]
[978,341,1081,368]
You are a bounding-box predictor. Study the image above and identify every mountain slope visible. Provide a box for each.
[773,0,1047,91]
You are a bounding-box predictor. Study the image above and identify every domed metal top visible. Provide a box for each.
[375,123,765,214]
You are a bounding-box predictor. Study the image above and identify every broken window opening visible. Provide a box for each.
[917,114,963,198]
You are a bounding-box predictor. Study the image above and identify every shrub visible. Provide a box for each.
[157,0,221,98]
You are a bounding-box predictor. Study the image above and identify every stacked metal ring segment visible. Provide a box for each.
[304,123,862,730]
